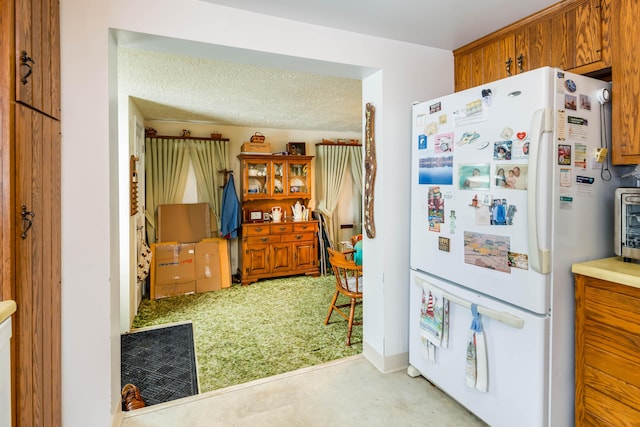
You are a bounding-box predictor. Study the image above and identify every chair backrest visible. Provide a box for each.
[327,248,363,295]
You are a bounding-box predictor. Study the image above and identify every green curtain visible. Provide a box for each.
[144,137,191,243]
[188,139,229,230]
[348,145,363,235]
[316,145,352,247]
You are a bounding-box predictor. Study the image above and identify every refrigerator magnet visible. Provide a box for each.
[449,211,456,234]
[438,236,450,252]
[565,79,577,92]
[558,145,572,165]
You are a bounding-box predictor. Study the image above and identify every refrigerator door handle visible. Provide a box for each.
[413,276,525,329]
[528,108,552,274]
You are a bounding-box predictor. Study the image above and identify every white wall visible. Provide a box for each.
[60,0,454,425]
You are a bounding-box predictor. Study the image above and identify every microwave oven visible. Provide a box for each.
[615,188,640,261]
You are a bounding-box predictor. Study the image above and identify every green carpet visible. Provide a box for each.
[132,275,362,393]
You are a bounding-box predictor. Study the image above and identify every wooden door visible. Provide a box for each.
[292,241,317,271]
[573,0,603,69]
[15,0,60,119]
[611,0,640,164]
[14,104,61,426]
[270,243,292,273]
[483,34,515,82]
[454,52,472,92]
[552,0,606,72]
[244,243,270,276]
[513,17,552,75]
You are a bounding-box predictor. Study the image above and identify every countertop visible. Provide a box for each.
[572,257,640,289]
[0,300,16,324]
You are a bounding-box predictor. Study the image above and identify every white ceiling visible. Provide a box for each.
[118,0,560,132]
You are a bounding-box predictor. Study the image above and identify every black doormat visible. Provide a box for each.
[121,322,199,407]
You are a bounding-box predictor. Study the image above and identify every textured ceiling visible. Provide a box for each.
[118,0,560,132]
[119,48,363,132]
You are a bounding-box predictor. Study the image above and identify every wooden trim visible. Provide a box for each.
[146,135,230,141]
[315,142,362,147]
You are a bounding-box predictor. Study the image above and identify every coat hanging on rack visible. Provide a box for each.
[220,173,241,238]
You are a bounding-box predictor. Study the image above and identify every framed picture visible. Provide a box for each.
[287,142,306,155]
[248,210,264,222]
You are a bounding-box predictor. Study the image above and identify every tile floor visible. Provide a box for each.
[120,354,488,427]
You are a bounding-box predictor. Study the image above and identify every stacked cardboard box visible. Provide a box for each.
[240,142,271,153]
[150,203,231,299]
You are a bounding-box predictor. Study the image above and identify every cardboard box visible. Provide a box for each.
[241,142,271,153]
[153,242,196,286]
[157,203,211,243]
[195,241,221,292]
[195,238,232,292]
[154,281,196,299]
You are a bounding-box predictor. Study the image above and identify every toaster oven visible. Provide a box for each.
[615,188,640,261]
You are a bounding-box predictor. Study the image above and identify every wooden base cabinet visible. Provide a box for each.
[241,221,319,285]
[574,273,640,425]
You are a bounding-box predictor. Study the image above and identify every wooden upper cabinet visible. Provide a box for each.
[611,0,640,164]
[483,34,515,82]
[559,0,608,72]
[453,53,471,93]
[15,0,60,119]
[515,18,552,74]
[453,0,609,91]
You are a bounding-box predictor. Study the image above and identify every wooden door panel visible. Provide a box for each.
[516,19,551,73]
[15,0,60,119]
[15,104,61,426]
[551,12,572,69]
[293,242,316,270]
[470,49,484,88]
[454,53,471,92]
[574,0,602,68]
[271,243,292,273]
[244,244,270,275]
[611,0,640,164]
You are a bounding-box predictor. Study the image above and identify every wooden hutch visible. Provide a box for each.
[238,154,320,285]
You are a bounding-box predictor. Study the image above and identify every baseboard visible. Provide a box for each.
[362,342,409,374]
[111,402,123,427]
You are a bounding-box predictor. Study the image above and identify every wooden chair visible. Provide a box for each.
[325,247,363,346]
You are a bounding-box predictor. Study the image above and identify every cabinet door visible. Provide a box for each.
[454,52,472,92]
[270,242,292,273]
[515,19,552,74]
[243,159,270,198]
[573,0,603,68]
[483,34,515,82]
[15,104,61,426]
[292,241,317,270]
[555,0,606,71]
[611,0,640,164]
[287,160,311,197]
[243,243,270,276]
[272,160,285,196]
[15,0,60,119]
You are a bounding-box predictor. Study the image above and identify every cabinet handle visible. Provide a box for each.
[20,205,35,239]
[20,50,35,85]
[517,54,525,73]
[505,57,513,76]
[256,227,263,232]
[295,235,303,240]
[278,226,286,231]
[260,237,268,242]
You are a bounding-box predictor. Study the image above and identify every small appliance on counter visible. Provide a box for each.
[615,187,640,261]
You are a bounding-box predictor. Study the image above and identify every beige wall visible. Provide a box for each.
[60,1,453,424]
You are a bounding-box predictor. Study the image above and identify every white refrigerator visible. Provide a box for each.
[409,67,622,427]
